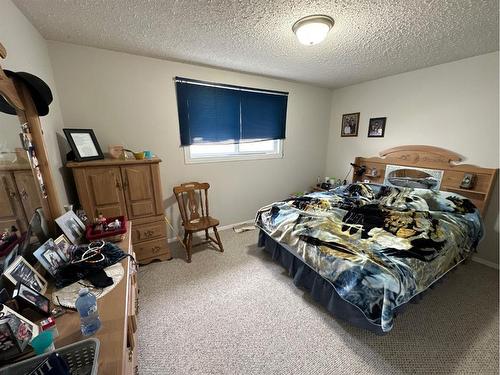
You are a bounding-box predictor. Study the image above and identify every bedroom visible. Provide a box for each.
[0,0,498,374]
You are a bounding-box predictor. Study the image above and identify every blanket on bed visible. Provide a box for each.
[255,183,483,332]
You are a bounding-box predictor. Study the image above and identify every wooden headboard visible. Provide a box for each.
[352,145,498,215]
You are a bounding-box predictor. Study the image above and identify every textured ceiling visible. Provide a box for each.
[13,0,499,88]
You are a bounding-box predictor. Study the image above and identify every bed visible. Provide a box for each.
[255,146,497,334]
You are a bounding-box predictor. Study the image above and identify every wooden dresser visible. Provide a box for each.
[67,158,170,264]
[0,162,42,232]
[52,229,139,374]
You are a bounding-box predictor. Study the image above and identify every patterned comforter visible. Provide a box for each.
[255,183,483,332]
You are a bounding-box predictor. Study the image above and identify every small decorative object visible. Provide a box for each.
[341,112,360,137]
[368,117,387,137]
[34,239,67,276]
[76,209,88,225]
[63,128,104,162]
[93,214,107,232]
[0,304,37,360]
[122,149,135,159]
[133,151,145,160]
[40,317,59,339]
[460,173,475,189]
[3,256,48,294]
[50,306,66,319]
[0,228,14,246]
[0,230,20,258]
[144,150,153,160]
[86,216,127,243]
[12,282,50,317]
[108,144,124,159]
[63,204,74,212]
[55,210,86,245]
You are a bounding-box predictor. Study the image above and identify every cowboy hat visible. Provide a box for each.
[0,70,53,116]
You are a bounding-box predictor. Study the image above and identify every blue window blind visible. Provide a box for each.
[175,77,288,146]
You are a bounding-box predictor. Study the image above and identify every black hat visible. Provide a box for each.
[0,70,53,116]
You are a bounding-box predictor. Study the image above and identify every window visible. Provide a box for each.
[175,77,288,163]
[185,139,283,163]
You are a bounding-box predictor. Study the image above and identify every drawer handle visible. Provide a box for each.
[144,230,154,238]
[152,246,161,253]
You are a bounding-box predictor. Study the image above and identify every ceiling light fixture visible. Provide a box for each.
[292,15,334,46]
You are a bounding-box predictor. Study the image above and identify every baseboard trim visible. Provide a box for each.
[218,219,255,231]
[167,219,254,244]
[471,256,499,270]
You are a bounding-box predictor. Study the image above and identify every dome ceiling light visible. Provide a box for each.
[292,15,335,46]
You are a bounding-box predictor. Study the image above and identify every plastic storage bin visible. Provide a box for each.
[0,338,100,375]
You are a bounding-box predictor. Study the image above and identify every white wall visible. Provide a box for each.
[325,52,499,266]
[0,0,67,208]
[47,42,332,233]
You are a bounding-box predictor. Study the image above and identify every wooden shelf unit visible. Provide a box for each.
[67,158,171,264]
[352,145,497,215]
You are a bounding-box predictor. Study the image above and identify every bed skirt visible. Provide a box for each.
[257,230,438,335]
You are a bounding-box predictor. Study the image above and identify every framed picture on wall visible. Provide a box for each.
[63,128,104,162]
[368,117,387,137]
[341,113,360,137]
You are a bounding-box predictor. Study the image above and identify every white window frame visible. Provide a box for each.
[184,139,284,164]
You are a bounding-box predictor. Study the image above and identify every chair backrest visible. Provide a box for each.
[173,182,210,226]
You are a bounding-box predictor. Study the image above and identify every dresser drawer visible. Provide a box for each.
[131,220,167,243]
[134,238,169,261]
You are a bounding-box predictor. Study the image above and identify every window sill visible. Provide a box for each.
[184,152,284,164]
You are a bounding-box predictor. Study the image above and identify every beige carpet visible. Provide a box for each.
[137,228,499,374]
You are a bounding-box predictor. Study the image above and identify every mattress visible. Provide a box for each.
[255,183,483,332]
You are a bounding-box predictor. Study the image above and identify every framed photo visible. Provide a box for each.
[63,128,104,162]
[0,320,18,358]
[368,117,386,137]
[34,239,66,276]
[341,112,360,137]
[3,256,47,294]
[12,282,50,316]
[2,244,19,271]
[0,304,37,360]
[54,234,73,261]
[55,211,86,245]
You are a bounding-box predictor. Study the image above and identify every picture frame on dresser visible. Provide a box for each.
[55,210,86,245]
[63,128,104,162]
[3,256,47,294]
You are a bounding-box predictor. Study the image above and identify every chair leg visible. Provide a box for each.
[186,232,193,263]
[204,229,209,240]
[183,231,188,246]
[213,226,224,252]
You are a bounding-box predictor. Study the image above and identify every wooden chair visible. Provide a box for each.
[173,182,224,262]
